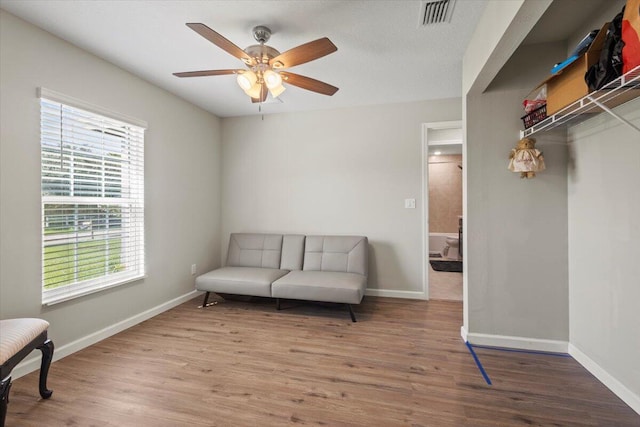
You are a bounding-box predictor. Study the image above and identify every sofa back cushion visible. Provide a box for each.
[227,233,283,269]
[280,235,306,271]
[303,236,368,276]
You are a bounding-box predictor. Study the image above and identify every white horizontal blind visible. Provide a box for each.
[40,95,145,304]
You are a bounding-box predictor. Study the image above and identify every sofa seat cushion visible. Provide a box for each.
[272,271,367,304]
[196,267,289,297]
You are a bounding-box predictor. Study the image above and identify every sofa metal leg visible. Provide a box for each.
[37,339,54,399]
[198,292,218,309]
[201,292,210,308]
[276,298,281,310]
[347,304,357,322]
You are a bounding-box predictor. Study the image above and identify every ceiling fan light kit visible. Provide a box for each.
[236,70,257,91]
[263,70,282,89]
[268,83,286,98]
[244,81,265,99]
[174,23,338,104]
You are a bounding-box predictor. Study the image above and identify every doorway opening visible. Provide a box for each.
[422,121,463,301]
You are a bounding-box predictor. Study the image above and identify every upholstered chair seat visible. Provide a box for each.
[0,318,54,427]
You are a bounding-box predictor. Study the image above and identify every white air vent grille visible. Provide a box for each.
[421,0,456,25]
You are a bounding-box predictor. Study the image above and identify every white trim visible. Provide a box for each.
[465,331,569,353]
[365,288,426,300]
[569,344,640,415]
[427,139,463,145]
[12,290,200,380]
[43,274,146,306]
[421,120,463,301]
[423,121,464,131]
[37,87,148,129]
[460,325,468,342]
[421,125,428,300]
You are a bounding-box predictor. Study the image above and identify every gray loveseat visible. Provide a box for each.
[195,233,369,321]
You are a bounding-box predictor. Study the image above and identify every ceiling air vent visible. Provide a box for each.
[420,0,457,25]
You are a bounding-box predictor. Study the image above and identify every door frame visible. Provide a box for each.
[421,120,463,299]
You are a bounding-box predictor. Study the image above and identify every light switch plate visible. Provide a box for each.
[405,198,416,209]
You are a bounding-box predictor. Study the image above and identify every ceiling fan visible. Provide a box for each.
[173,23,339,103]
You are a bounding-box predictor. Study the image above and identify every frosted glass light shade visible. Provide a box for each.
[244,82,264,98]
[263,70,282,89]
[269,84,286,98]
[237,71,257,90]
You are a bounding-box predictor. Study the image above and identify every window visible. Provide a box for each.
[39,88,146,305]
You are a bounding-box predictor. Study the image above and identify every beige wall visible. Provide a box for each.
[221,99,461,297]
[428,155,462,233]
[0,11,222,360]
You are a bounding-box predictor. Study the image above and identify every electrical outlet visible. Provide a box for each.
[405,198,416,209]
[191,264,197,275]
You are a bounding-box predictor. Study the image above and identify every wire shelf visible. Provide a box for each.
[521,65,640,138]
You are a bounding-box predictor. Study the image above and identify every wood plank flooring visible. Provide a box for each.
[6,296,639,426]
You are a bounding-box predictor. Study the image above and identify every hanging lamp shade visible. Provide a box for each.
[269,84,286,98]
[244,82,264,98]
[263,69,283,89]
[236,70,257,91]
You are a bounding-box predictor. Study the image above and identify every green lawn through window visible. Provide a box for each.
[44,238,123,289]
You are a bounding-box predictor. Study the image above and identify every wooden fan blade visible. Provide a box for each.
[186,23,253,64]
[250,83,268,103]
[269,38,337,69]
[173,69,240,78]
[280,72,339,96]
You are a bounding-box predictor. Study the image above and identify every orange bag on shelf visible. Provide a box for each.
[622,0,640,73]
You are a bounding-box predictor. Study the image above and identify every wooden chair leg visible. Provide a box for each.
[37,339,54,399]
[1,376,11,427]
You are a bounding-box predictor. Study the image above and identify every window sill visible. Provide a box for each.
[42,273,146,306]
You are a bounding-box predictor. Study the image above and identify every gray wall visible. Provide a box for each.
[568,99,640,400]
[0,11,222,352]
[221,100,461,296]
[465,40,569,341]
[563,0,640,402]
[463,0,639,409]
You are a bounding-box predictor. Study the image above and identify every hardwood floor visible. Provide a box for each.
[7,296,639,426]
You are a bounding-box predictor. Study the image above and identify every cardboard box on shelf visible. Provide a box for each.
[536,22,609,115]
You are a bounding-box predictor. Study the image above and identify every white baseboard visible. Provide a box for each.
[460,326,468,342]
[365,288,426,300]
[465,331,569,354]
[11,290,200,380]
[569,344,640,415]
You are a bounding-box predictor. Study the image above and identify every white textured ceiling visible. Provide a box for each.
[0,0,488,117]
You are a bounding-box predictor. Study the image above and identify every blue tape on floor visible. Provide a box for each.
[465,341,492,385]
[471,344,571,358]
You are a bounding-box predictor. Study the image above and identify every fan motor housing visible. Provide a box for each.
[244,44,280,64]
